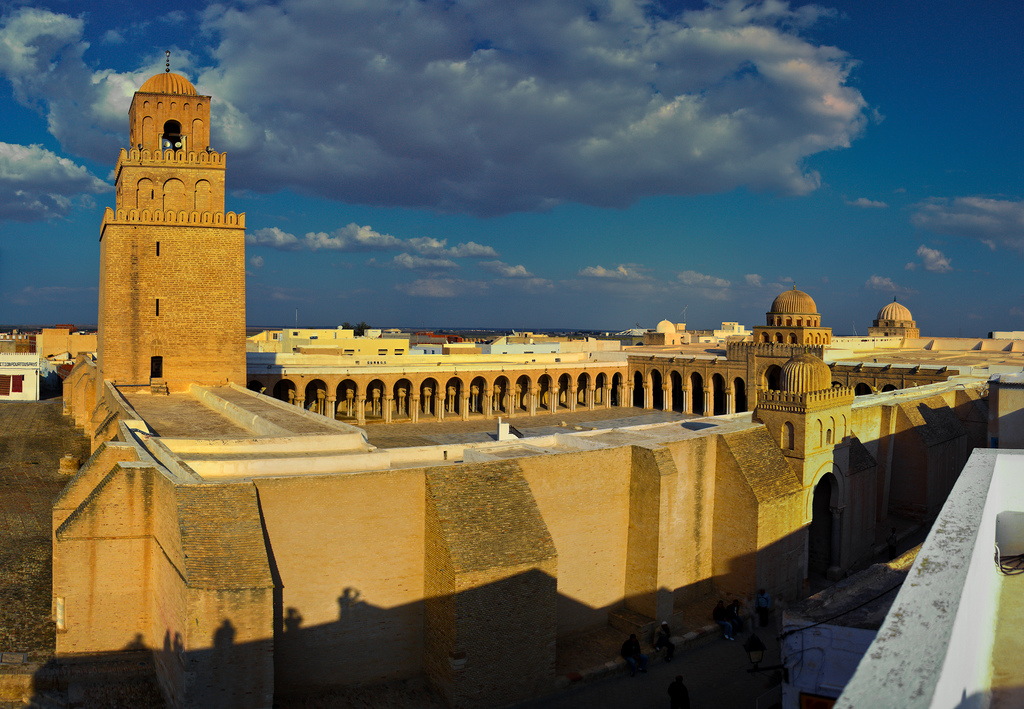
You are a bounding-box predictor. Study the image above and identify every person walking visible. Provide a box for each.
[654,621,675,661]
[667,674,690,709]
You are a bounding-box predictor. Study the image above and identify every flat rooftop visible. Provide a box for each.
[836,449,1024,708]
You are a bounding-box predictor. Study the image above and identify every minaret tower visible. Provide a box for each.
[97,54,246,391]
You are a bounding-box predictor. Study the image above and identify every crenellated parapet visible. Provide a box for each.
[102,206,245,228]
[728,341,824,361]
[755,385,853,413]
[117,147,226,168]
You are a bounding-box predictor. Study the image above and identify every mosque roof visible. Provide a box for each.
[877,299,913,322]
[138,72,198,96]
[781,352,831,394]
[656,319,676,334]
[769,286,817,315]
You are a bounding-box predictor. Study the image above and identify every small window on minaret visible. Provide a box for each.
[156,241,160,256]
[156,298,160,316]
[161,120,184,151]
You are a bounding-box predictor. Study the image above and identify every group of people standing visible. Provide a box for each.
[713,589,772,641]
[620,629,690,708]
[617,588,774,708]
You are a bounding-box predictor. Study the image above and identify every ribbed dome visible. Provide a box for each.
[780,353,831,394]
[656,319,675,334]
[769,286,817,314]
[138,72,198,96]
[877,299,912,322]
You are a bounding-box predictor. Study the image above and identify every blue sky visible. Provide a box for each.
[1,0,1021,335]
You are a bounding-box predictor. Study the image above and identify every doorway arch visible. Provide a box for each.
[809,473,839,576]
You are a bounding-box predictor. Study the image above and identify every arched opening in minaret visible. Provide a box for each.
[809,473,838,576]
[162,120,184,151]
[764,365,782,391]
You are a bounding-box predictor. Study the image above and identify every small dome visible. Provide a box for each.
[769,286,817,315]
[138,72,198,96]
[656,319,676,334]
[877,299,912,322]
[780,353,831,394]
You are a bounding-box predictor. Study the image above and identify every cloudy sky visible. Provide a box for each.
[1,0,1021,335]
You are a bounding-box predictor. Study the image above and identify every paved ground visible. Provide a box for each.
[0,400,90,664]
[361,406,699,448]
[518,619,784,709]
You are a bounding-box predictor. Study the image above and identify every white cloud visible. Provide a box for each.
[912,197,1024,253]
[0,8,161,162]
[578,264,648,280]
[865,275,916,294]
[0,3,870,216]
[678,270,730,288]
[745,273,763,287]
[480,260,534,278]
[247,223,502,263]
[497,277,553,293]
[392,253,459,270]
[249,255,264,270]
[446,241,500,258]
[304,223,404,251]
[396,278,488,298]
[0,142,110,220]
[7,284,97,306]
[846,197,888,208]
[247,227,300,250]
[905,245,952,273]
[678,269,732,300]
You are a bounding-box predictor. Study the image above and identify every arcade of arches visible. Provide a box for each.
[247,349,951,424]
[246,288,951,424]
[249,367,628,424]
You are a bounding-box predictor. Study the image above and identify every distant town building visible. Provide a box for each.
[0,353,40,400]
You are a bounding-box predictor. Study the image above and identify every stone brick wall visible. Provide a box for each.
[252,469,427,695]
[517,447,632,635]
[423,462,557,709]
[98,220,245,391]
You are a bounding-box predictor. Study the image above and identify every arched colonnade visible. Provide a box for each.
[247,368,627,425]
[629,365,753,416]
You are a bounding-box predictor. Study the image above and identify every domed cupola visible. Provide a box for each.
[138,72,198,96]
[780,353,831,394]
[769,286,818,316]
[876,299,913,323]
[869,297,920,339]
